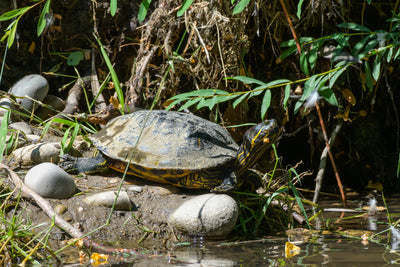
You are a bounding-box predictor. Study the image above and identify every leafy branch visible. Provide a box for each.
[0,0,51,47]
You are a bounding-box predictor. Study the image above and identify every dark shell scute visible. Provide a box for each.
[90,110,239,171]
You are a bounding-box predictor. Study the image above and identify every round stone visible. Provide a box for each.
[9,74,49,113]
[9,121,33,135]
[24,163,76,199]
[84,191,132,210]
[0,97,13,116]
[169,193,239,237]
[11,142,62,165]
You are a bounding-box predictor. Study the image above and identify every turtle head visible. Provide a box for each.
[235,119,279,176]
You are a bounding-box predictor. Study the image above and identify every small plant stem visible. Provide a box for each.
[314,102,347,206]
[279,0,301,54]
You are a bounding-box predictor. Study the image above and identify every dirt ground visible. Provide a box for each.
[4,169,208,250]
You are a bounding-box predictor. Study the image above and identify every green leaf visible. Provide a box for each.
[329,64,348,88]
[386,47,393,62]
[283,84,291,110]
[393,47,400,61]
[232,0,250,15]
[231,76,266,86]
[337,22,371,32]
[94,34,124,113]
[261,90,271,120]
[364,61,373,91]
[178,98,201,111]
[7,20,19,48]
[37,0,51,36]
[332,33,350,48]
[307,42,321,70]
[233,92,249,109]
[177,0,193,17]
[169,89,227,100]
[110,0,117,16]
[372,57,381,81]
[318,86,338,106]
[300,52,310,76]
[280,46,298,60]
[138,0,151,23]
[296,0,304,19]
[67,51,84,66]
[352,35,371,56]
[0,6,30,21]
[0,110,10,161]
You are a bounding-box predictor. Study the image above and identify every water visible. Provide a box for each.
[114,197,400,266]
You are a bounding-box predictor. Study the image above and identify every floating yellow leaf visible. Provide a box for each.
[285,241,301,258]
[90,252,109,265]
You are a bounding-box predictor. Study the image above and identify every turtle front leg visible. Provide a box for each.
[59,153,110,174]
[211,172,237,193]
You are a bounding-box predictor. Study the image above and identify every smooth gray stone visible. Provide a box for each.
[0,97,13,116]
[169,193,239,237]
[9,121,33,135]
[84,191,132,210]
[9,74,49,113]
[24,162,76,199]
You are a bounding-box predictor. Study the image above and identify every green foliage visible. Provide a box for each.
[177,0,194,17]
[0,110,10,161]
[94,33,125,113]
[0,0,50,47]
[110,0,117,16]
[67,51,84,66]
[138,0,152,23]
[37,0,51,36]
[232,0,250,15]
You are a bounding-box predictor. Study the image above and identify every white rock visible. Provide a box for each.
[24,163,76,199]
[127,185,143,193]
[11,142,62,165]
[9,74,49,113]
[169,193,238,237]
[84,191,132,210]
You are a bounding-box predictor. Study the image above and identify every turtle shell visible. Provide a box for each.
[90,110,239,188]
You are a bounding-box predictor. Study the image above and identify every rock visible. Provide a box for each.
[9,121,33,135]
[84,191,132,210]
[169,193,238,237]
[26,134,41,143]
[0,97,13,116]
[35,94,65,120]
[127,185,143,193]
[9,74,49,113]
[24,163,76,199]
[54,204,68,215]
[12,142,61,165]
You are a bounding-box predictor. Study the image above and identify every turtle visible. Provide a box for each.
[60,110,279,192]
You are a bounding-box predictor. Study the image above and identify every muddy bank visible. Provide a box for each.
[3,169,209,250]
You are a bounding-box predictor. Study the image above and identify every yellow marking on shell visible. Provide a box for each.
[263,137,270,143]
[109,161,219,189]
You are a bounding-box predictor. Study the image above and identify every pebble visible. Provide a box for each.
[169,193,239,237]
[9,74,49,113]
[9,121,33,135]
[24,162,76,199]
[35,94,65,120]
[11,142,62,165]
[0,97,13,116]
[54,204,68,215]
[127,185,143,193]
[83,191,132,210]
